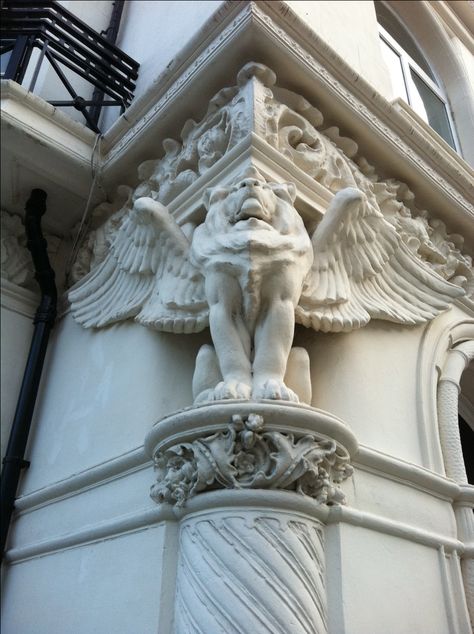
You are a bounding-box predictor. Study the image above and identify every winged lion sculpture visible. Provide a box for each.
[69,168,464,403]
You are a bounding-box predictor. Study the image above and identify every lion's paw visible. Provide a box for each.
[253,379,299,402]
[210,380,252,401]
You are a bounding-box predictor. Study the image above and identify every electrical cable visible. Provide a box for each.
[65,132,104,284]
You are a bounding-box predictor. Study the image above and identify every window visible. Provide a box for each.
[458,415,474,485]
[375,2,458,151]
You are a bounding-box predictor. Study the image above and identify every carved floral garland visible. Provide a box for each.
[150,413,353,507]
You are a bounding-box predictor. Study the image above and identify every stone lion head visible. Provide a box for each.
[202,167,299,236]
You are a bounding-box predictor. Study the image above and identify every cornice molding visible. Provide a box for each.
[98,1,474,249]
[1,80,96,168]
[5,486,464,565]
[15,439,465,516]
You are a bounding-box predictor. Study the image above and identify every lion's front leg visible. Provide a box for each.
[252,297,299,402]
[206,272,252,400]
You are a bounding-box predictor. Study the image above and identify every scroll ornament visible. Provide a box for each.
[150,413,353,507]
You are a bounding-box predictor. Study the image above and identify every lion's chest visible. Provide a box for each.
[191,225,313,324]
[191,227,310,276]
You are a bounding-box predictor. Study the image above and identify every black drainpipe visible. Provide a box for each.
[1,189,57,561]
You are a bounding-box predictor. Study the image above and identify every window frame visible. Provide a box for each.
[377,21,461,153]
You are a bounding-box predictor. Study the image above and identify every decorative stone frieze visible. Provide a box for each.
[71,62,473,297]
[150,412,352,507]
[1,210,35,288]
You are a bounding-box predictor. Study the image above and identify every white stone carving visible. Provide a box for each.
[175,511,328,634]
[1,210,35,288]
[69,186,133,285]
[71,62,473,294]
[150,412,352,507]
[69,166,464,403]
[1,209,67,294]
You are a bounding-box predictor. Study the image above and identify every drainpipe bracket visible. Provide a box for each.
[2,457,31,469]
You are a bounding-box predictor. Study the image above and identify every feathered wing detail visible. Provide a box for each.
[68,198,209,333]
[297,188,465,333]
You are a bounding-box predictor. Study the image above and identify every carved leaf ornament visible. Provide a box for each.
[150,414,353,507]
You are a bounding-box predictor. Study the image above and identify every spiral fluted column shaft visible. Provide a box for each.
[175,510,328,634]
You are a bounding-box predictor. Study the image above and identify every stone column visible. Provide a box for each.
[438,341,474,628]
[145,402,357,633]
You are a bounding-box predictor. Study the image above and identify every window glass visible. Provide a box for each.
[1,51,12,76]
[380,37,408,101]
[375,1,458,152]
[410,70,455,148]
[375,2,435,80]
[458,416,474,485]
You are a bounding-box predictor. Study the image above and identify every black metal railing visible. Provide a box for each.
[1,1,139,132]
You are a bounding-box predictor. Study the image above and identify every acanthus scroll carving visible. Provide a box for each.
[150,412,353,507]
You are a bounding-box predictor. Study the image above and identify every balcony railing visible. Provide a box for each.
[1,0,139,133]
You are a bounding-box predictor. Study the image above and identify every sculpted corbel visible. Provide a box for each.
[70,63,473,301]
[68,166,465,405]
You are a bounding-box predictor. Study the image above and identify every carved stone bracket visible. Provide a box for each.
[146,402,357,509]
[71,62,473,296]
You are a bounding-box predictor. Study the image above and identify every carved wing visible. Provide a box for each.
[68,198,209,333]
[297,188,465,333]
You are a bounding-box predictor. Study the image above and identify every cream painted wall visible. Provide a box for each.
[1,303,35,458]
[286,0,394,100]
[1,525,167,634]
[327,525,453,634]
[18,314,209,494]
[303,321,426,465]
[116,0,225,97]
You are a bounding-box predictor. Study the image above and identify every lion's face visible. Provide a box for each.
[203,175,299,235]
[190,172,312,273]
